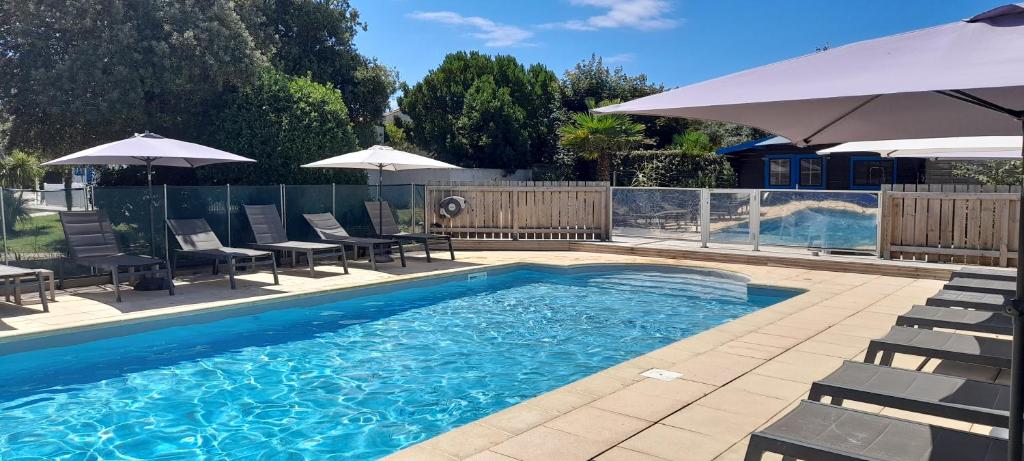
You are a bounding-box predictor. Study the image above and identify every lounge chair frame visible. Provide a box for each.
[365,201,454,262]
[302,212,405,270]
[59,210,174,303]
[167,218,278,290]
[243,204,348,277]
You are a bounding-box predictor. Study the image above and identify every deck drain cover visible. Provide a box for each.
[641,368,682,382]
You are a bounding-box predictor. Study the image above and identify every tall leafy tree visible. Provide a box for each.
[259,0,399,146]
[399,51,561,169]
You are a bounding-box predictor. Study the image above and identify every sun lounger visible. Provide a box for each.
[365,201,454,262]
[895,304,1012,335]
[865,326,1010,370]
[59,210,174,303]
[809,361,1009,427]
[944,277,1015,297]
[927,289,1008,311]
[243,205,347,277]
[952,267,1016,282]
[167,218,278,289]
[0,264,49,311]
[302,212,405,270]
[744,400,1006,461]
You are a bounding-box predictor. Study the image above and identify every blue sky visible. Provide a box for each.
[354,0,997,94]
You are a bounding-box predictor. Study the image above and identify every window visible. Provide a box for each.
[799,158,823,187]
[851,159,893,188]
[768,158,791,186]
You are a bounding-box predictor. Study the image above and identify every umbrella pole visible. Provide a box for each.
[147,160,156,257]
[1011,119,1024,461]
[377,166,384,238]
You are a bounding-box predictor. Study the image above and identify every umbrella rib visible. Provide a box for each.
[934,90,1024,119]
[801,95,881,145]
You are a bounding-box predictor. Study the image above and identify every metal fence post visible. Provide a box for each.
[163,184,170,264]
[876,190,884,259]
[332,183,336,216]
[409,183,416,231]
[606,186,614,241]
[226,184,232,247]
[423,184,429,234]
[280,184,286,231]
[750,190,761,251]
[0,189,8,264]
[700,188,711,248]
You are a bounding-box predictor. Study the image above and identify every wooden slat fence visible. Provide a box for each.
[426,181,610,240]
[880,191,1020,267]
[883,184,1023,193]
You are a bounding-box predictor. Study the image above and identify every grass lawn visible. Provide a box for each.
[5,213,65,254]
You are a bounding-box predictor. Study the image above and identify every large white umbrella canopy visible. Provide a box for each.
[819,136,1024,160]
[42,132,256,169]
[302,145,459,237]
[302,145,458,171]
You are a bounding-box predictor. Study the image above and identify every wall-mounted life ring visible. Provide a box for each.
[439,196,467,218]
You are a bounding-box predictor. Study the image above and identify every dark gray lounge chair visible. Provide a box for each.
[167,218,278,289]
[896,304,1012,335]
[952,266,1016,282]
[0,265,49,311]
[365,201,454,262]
[927,289,1008,311]
[302,212,405,270]
[744,400,1006,461]
[809,361,1009,427]
[243,205,348,277]
[59,210,174,303]
[865,326,1010,370]
[944,276,1015,297]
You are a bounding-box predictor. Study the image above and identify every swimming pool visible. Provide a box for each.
[713,208,878,250]
[0,264,798,459]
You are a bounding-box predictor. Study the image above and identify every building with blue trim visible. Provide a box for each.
[717,137,926,190]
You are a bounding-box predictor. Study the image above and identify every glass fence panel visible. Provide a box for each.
[93,186,164,257]
[40,188,88,210]
[378,184,421,233]
[708,192,753,244]
[285,185,333,242]
[165,186,229,257]
[611,188,701,240]
[758,190,878,251]
[0,189,75,273]
[335,184,376,237]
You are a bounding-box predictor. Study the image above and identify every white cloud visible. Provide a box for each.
[410,11,534,47]
[604,53,636,64]
[541,0,677,31]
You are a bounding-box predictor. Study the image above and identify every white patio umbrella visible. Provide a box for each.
[42,132,256,254]
[302,145,459,237]
[820,136,1024,159]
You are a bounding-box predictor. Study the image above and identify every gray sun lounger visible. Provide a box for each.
[744,400,1006,461]
[944,276,1015,297]
[366,201,454,262]
[167,218,278,290]
[0,264,49,311]
[952,266,1016,282]
[243,205,348,277]
[809,361,1009,427]
[59,210,175,303]
[865,326,1011,370]
[927,289,1008,311]
[896,304,1012,335]
[302,212,405,271]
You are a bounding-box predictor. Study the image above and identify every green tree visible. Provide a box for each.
[260,0,399,146]
[671,132,716,155]
[0,151,43,189]
[196,69,362,185]
[457,76,530,170]
[559,110,647,181]
[399,51,561,168]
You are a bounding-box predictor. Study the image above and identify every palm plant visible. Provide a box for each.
[0,151,43,189]
[558,111,646,181]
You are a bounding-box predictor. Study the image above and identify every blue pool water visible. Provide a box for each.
[713,208,878,250]
[0,265,797,460]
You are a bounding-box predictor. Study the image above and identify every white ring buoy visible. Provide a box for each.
[439,196,467,218]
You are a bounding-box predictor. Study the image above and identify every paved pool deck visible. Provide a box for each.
[0,249,1000,461]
